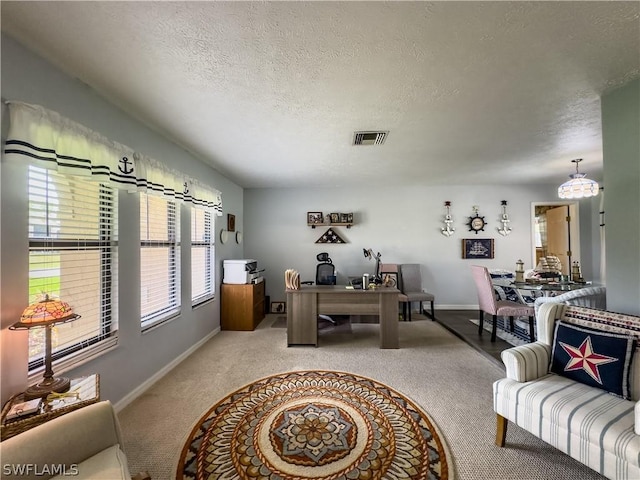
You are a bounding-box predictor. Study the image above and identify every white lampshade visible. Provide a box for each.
[558,159,599,199]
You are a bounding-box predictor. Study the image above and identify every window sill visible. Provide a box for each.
[28,336,118,385]
[192,295,215,310]
[142,312,181,334]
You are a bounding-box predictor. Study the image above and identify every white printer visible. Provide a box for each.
[223,259,264,284]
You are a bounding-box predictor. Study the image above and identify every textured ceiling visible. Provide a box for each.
[2,2,639,188]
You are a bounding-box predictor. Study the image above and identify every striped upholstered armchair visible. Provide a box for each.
[533,285,606,316]
[494,303,640,479]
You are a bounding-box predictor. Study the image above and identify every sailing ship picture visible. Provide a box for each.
[462,238,494,259]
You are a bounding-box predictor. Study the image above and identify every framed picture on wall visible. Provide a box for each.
[227,214,236,232]
[462,238,494,259]
[270,301,286,314]
[307,212,323,224]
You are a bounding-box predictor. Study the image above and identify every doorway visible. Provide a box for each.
[531,201,580,275]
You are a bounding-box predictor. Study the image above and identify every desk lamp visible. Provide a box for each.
[363,248,382,283]
[10,294,81,400]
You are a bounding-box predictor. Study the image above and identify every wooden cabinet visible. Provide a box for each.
[221,282,265,331]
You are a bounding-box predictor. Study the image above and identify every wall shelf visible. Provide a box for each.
[307,222,353,229]
[307,212,354,229]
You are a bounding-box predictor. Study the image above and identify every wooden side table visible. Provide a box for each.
[0,374,100,441]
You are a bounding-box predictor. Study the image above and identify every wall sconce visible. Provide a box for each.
[440,201,455,237]
[497,200,512,236]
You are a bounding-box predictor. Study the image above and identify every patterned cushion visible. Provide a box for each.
[550,320,636,399]
[561,306,640,401]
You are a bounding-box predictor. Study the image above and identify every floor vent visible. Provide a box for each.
[353,131,388,145]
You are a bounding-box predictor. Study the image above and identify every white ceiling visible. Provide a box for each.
[2,2,639,188]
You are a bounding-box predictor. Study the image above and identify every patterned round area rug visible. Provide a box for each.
[177,370,452,480]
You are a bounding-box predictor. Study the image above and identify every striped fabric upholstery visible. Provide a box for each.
[533,286,607,317]
[494,302,640,480]
[501,342,551,382]
[494,375,640,479]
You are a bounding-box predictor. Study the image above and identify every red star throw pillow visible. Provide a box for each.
[550,321,636,400]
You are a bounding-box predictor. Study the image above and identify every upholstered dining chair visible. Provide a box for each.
[489,268,539,305]
[470,265,535,342]
[379,263,409,321]
[398,264,435,321]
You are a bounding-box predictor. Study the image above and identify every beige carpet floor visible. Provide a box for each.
[118,313,605,480]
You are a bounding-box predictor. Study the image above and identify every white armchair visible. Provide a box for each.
[533,285,606,316]
[494,302,640,480]
[0,401,146,480]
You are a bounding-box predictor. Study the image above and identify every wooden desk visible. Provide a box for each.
[286,285,400,348]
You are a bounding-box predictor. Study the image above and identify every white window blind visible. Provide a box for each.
[28,166,118,370]
[140,192,181,329]
[191,206,215,305]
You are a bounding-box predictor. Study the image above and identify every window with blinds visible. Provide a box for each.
[191,206,215,305]
[140,192,181,329]
[28,166,118,371]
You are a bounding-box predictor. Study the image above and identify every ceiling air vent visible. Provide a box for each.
[353,131,388,146]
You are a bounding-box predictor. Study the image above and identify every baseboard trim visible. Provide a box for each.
[434,304,478,310]
[113,327,220,412]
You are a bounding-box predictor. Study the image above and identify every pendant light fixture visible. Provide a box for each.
[558,158,599,199]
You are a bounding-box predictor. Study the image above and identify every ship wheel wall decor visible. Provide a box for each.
[466,205,486,234]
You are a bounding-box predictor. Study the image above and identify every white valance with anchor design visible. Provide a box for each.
[4,101,222,214]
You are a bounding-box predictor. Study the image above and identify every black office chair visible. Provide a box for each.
[315,253,336,285]
[301,253,336,286]
[300,253,337,325]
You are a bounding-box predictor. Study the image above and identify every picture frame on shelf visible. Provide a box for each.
[346,212,353,223]
[227,214,236,232]
[340,213,349,223]
[330,213,340,223]
[381,272,398,288]
[270,301,286,314]
[307,212,323,224]
[462,238,494,259]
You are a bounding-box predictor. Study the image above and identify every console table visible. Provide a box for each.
[285,286,399,348]
[0,374,100,441]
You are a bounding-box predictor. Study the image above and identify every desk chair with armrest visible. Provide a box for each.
[301,252,336,286]
[300,252,337,324]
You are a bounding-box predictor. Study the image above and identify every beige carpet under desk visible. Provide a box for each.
[118,313,605,480]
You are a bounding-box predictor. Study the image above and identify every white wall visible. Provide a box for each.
[0,34,244,405]
[244,184,600,309]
